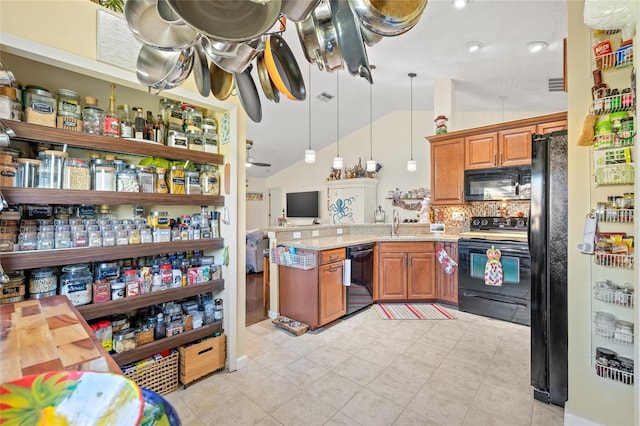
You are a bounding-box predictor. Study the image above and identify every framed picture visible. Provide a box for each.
[247,192,264,201]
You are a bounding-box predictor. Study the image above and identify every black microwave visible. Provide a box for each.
[464,166,531,201]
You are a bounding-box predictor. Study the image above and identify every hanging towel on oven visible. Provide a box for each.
[484,246,503,286]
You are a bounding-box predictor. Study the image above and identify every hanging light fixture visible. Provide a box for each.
[333,72,343,170]
[407,72,417,172]
[366,80,376,172]
[305,64,315,163]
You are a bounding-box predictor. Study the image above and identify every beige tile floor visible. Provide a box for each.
[165,307,565,426]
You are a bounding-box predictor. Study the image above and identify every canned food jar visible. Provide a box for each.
[186,170,200,194]
[62,158,91,190]
[60,263,93,306]
[38,150,68,189]
[169,166,185,194]
[29,267,57,294]
[55,89,82,119]
[15,158,42,188]
[136,165,155,193]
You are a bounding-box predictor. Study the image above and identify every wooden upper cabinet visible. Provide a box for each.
[464,132,498,169]
[536,120,567,134]
[430,137,465,205]
[498,125,536,167]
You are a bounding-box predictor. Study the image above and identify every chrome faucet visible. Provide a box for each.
[392,209,400,237]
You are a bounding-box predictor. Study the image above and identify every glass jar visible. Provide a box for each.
[60,263,93,306]
[202,121,218,154]
[155,167,169,193]
[36,231,55,250]
[63,158,91,190]
[38,150,68,189]
[213,298,223,322]
[55,89,82,119]
[182,104,202,131]
[111,280,125,300]
[0,163,16,187]
[200,165,220,196]
[136,165,156,193]
[113,328,137,353]
[166,100,183,131]
[82,105,105,136]
[18,232,37,251]
[15,158,41,188]
[154,313,166,340]
[186,170,200,195]
[169,165,185,194]
[117,165,140,192]
[147,211,170,229]
[187,129,205,151]
[93,166,116,191]
[29,267,57,294]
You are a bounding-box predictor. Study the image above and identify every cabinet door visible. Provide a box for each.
[437,243,458,304]
[536,120,567,134]
[279,266,319,329]
[407,252,436,300]
[318,261,346,326]
[430,138,465,205]
[465,132,498,170]
[378,253,407,300]
[498,126,536,167]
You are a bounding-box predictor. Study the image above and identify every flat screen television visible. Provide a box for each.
[286,191,320,218]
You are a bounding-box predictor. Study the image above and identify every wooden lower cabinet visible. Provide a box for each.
[436,242,459,305]
[377,242,436,301]
[279,248,346,330]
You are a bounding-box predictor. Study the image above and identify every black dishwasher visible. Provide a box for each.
[345,243,374,315]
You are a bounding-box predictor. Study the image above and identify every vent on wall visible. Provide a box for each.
[316,92,334,102]
[548,78,564,92]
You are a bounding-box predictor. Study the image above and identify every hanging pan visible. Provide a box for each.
[264,34,306,101]
[234,65,262,123]
[330,0,372,83]
[124,0,198,50]
[256,52,280,103]
[193,39,211,97]
[209,61,235,101]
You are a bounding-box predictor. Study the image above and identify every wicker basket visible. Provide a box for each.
[122,351,179,396]
[136,328,154,346]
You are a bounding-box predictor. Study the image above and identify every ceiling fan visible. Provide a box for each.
[246,139,271,167]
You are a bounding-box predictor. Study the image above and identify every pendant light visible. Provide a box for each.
[305,63,316,163]
[407,72,417,172]
[366,81,376,172]
[333,72,343,170]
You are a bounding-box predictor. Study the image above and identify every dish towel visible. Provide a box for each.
[484,246,503,286]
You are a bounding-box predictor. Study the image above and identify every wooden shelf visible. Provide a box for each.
[1,238,224,270]
[78,279,225,320]
[2,120,224,165]
[0,187,224,207]
[111,322,223,366]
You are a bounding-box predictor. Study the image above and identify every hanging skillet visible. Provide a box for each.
[264,34,306,101]
[256,52,280,103]
[234,65,262,123]
[193,39,211,97]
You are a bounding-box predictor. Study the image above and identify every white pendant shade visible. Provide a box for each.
[366,159,376,172]
[407,159,417,172]
[305,149,316,163]
[333,156,343,169]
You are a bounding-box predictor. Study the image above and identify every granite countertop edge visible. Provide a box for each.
[277,233,460,250]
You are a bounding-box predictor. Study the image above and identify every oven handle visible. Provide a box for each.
[462,290,529,307]
[348,248,373,258]
[459,241,529,254]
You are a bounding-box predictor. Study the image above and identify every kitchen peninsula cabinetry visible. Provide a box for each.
[1,120,226,366]
[327,178,378,224]
[377,242,436,301]
[436,242,458,305]
[427,112,567,205]
[278,248,346,330]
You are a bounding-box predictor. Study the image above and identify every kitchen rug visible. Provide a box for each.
[373,303,456,320]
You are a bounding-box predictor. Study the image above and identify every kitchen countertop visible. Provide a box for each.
[277,233,460,250]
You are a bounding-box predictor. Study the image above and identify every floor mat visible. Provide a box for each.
[373,303,456,320]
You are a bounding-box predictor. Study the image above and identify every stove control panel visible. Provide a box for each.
[470,216,528,231]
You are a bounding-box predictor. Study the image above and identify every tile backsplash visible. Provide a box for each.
[434,201,530,233]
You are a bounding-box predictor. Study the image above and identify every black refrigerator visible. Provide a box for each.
[529,131,568,407]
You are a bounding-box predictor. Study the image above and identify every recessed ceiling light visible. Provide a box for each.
[465,42,483,53]
[452,0,468,9]
[526,41,548,53]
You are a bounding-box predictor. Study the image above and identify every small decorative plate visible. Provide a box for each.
[0,371,144,425]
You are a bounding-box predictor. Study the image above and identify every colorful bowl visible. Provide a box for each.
[140,387,181,426]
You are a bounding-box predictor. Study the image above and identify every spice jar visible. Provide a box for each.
[60,263,93,306]
[136,165,155,193]
[200,164,220,196]
[38,150,68,189]
[155,167,169,193]
[29,267,57,295]
[15,158,42,188]
[169,165,185,194]
[117,165,140,192]
[62,158,91,190]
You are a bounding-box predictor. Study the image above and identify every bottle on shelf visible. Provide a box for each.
[153,114,164,144]
[103,84,120,138]
[134,107,145,139]
[120,103,133,138]
[146,111,155,141]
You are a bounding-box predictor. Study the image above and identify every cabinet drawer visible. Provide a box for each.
[319,248,345,265]
[378,242,435,253]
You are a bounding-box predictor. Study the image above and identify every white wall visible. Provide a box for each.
[246,176,268,230]
[258,108,564,224]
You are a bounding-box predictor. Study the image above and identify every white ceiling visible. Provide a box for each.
[245,0,568,176]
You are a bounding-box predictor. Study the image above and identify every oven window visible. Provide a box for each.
[469,253,521,284]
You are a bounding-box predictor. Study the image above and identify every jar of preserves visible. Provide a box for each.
[38,150,68,189]
[60,263,93,306]
[15,158,42,188]
[200,164,220,196]
[62,158,91,190]
[29,267,57,294]
[155,167,169,193]
[186,170,200,194]
[169,165,185,194]
[136,165,155,193]
[117,165,140,192]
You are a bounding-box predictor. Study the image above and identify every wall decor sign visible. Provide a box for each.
[247,192,263,201]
